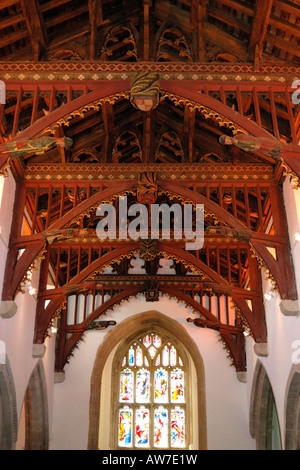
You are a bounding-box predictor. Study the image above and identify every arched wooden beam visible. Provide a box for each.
[56,283,246,372]
[175,287,247,371]
[218,329,246,372]
[163,242,266,342]
[159,181,297,301]
[4,80,130,136]
[55,285,144,371]
[160,81,300,180]
[160,81,279,140]
[34,241,140,343]
[158,241,230,286]
[159,180,248,230]
[230,294,267,343]
[34,239,224,343]
[8,176,244,301]
[163,284,266,346]
[0,81,131,172]
[162,285,223,324]
[2,240,46,301]
[35,237,266,346]
[177,285,247,371]
[3,180,137,300]
[250,240,297,300]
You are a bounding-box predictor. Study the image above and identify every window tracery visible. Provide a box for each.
[113,332,188,449]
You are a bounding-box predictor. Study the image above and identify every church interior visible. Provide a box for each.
[0,0,300,450]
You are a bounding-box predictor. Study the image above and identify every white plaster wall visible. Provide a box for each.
[50,295,255,450]
[0,171,56,445]
[244,179,300,449]
[0,266,56,443]
[0,170,16,299]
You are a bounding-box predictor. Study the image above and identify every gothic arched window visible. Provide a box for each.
[112,331,189,449]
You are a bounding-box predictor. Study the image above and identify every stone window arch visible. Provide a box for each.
[17,360,49,450]
[285,365,300,450]
[111,329,189,449]
[249,361,282,450]
[88,310,207,450]
[0,354,17,450]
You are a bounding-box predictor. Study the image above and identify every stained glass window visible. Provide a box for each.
[135,407,150,447]
[136,369,150,403]
[118,407,133,447]
[171,368,184,402]
[154,368,168,403]
[162,345,169,366]
[120,368,134,402]
[136,346,143,366]
[171,407,185,447]
[154,407,168,447]
[114,332,188,449]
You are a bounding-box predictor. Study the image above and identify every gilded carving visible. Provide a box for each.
[139,239,158,261]
[137,172,158,204]
[130,71,160,112]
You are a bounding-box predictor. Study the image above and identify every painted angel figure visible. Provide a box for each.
[0,135,73,174]
[0,135,73,159]
[219,133,281,159]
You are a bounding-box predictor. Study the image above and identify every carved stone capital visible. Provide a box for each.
[54,371,65,383]
[237,371,247,383]
[0,300,17,319]
[32,343,46,358]
[254,342,268,357]
[280,299,300,317]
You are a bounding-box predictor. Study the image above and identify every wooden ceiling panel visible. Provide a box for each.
[0,0,299,63]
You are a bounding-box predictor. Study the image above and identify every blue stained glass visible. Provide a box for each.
[171,408,185,447]
[154,407,168,447]
[119,408,133,447]
[136,369,150,403]
[154,368,168,403]
[128,346,134,366]
[135,407,150,447]
[119,368,134,402]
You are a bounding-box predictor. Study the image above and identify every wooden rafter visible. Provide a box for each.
[143,0,152,61]
[191,0,206,61]
[88,0,103,60]
[102,102,115,162]
[20,0,47,60]
[248,0,274,62]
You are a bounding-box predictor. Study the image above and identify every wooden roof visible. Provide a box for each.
[1,0,300,65]
[1,1,300,373]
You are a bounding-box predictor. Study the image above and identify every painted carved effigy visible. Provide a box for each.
[0,136,73,175]
[219,134,281,159]
[137,172,158,204]
[129,71,160,112]
[139,239,158,261]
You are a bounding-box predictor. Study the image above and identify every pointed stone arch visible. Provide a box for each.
[20,360,49,450]
[0,354,17,450]
[285,364,300,450]
[249,361,282,449]
[87,310,207,450]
